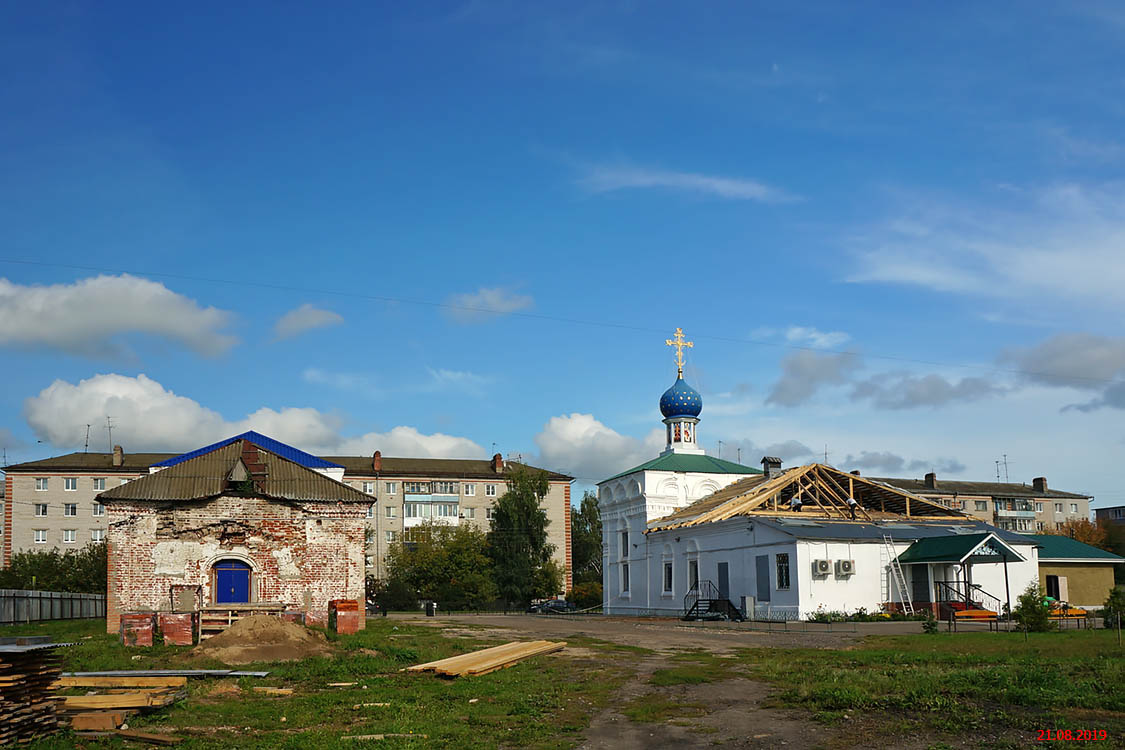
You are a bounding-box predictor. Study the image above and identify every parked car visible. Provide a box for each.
[527,599,577,614]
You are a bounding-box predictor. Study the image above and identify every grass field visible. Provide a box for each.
[1,618,628,750]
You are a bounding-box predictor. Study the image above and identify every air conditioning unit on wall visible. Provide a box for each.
[812,559,831,576]
[835,559,855,576]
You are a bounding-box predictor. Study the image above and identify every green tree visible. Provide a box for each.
[1013,581,1056,632]
[488,467,561,606]
[571,490,603,585]
[1102,587,1125,629]
[383,521,497,610]
[0,543,107,593]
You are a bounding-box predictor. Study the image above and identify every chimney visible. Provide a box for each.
[372,450,382,473]
[761,456,782,479]
[924,472,937,490]
[492,453,504,473]
[1032,476,1047,493]
[112,445,124,467]
[850,470,861,476]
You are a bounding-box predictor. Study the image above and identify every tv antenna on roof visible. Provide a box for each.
[105,416,115,451]
[84,424,91,453]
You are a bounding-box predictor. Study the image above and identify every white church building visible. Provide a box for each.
[598,331,1040,620]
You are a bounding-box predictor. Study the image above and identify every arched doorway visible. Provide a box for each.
[213,559,252,604]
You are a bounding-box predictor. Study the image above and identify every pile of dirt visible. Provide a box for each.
[192,615,334,664]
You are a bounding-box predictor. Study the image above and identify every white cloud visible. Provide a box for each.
[421,368,492,396]
[842,451,966,476]
[533,413,663,482]
[766,351,861,407]
[23,373,484,458]
[847,182,1125,313]
[273,304,344,340]
[445,287,534,323]
[851,373,1004,409]
[785,326,850,349]
[1000,333,1125,388]
[579,164,797,203]
[0,274,235,357]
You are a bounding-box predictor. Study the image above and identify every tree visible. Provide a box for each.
[571,490,603,585]
[1012,581,1055,632]
[488,467,561,605]
[1041,519,1111,551]
[0,543,107,593]
[383,521,497,610]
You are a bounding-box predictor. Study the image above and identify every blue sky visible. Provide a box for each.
[2,2,1124,508]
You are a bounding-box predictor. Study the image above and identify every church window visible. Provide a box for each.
[776,553,790,590]
[688,560,699,590]
[620,531,629,557]
[663,562,673,593]
[621,563,630,592]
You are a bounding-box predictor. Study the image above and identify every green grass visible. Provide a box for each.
[3,618,627,750]
[737,629,1125,743]
[621,695,708,723]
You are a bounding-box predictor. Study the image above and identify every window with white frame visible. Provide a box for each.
[385,505,397,518]
[362,481,375,494]
[64,477,77,491]
[1055,503,1063,513]
[1056,522,1064,529]
[385,482,397,494]
[405,503,431,518]
[485,507,494,521]
[435,503,458,518]
[365,528,375,544]
[464,484,476,496]
[1070,503,1079,513]
[91,529,105,542]
[1035,502,1043,513]
[404,482,430,494]
[365,555,374,568]
[35,478,48,491]
[433,481,458,495]
[34,530,47,543]
[975,500,987,511]
[366,505,375,518]
[1036,521,1044,531]
[621,563,630,592]
[385,530,397,542]
[92,503,105,517]
[34,503,47,517]
[63,529,76,543]
[485,484,497,497]
[776,553,791,590]
[464,507,476,519]
[64,503,76,517]
[663,561,673,593]
[93,477,105,491]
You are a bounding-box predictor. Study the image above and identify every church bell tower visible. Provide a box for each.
[660,328,704,456]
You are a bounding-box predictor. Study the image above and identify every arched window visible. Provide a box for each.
[212,559,252,604]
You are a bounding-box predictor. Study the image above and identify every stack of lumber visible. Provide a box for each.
[53,675,188,731]
[407,640,565,677]
[0,643,64,745]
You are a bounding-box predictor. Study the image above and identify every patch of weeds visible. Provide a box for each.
[622,695,708,723]
[649,666,714,686]
[565,635,655,656]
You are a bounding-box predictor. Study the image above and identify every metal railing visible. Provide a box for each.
[0,589,106,625]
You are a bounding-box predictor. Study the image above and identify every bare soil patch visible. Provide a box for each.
[192,615,333,664]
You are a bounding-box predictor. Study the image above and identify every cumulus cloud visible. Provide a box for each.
[445,287,534,323]
[579,164,797,203]
[23,373,484,458]
[722,438,815,466]
[0,274,235,357]
[1064,380,1125,412]
[1000,333,1125,388]
[532,413,663,482]
[847,182,1125,313]
[273,304,343,340]
[785,326,850,349]
[766,351,861,407]
[851,373,1003,409]
[843,450,966,476]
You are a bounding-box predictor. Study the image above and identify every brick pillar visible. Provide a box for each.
[2,474,12,567]
[105,535,119,634]
[564,484,572,592]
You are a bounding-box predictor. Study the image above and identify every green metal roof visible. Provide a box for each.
[606,453,762,481]
[897,532,1023,564]
[1032,534,1125,562]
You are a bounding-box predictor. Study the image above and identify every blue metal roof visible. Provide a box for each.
[151,431,343,470]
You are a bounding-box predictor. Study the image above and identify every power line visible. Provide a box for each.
[0,257,1118,387]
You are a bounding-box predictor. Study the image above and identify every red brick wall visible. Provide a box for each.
[106,495,366,633]
[564,484,572,592]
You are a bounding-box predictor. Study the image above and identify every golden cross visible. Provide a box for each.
[665,327,694,377]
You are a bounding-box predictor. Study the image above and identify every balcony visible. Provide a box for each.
[995,506,1036,519]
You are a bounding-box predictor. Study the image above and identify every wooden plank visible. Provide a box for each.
[251,687,293,696]
[408,640,565,678]
[62,694,162,710]
[115,728,183,745]
[70,712,125,731]
[55,676,187,688]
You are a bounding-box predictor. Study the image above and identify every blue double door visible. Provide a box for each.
[214,560,251,604]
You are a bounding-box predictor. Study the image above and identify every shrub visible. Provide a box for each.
[567,581,602,609]
[1013,582,1056,632]
[1102,587,1125,629]
[922,612,939,634]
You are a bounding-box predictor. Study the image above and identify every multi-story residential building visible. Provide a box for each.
[873,472,1092,532]
[1094,505,1125,526]
[3,440,574,591]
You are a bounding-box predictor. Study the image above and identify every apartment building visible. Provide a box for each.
[3,441,574,590]
[874,472,1092,532]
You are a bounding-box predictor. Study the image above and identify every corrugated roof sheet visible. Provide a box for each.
[606,453,762,481]
[152,431,342,470]
[872,476,1090,500]
[324,456,572,481]
[750,518,1037,546]
[1031,534,1125,562]
[4,452,177,473]
[99,440,372,503]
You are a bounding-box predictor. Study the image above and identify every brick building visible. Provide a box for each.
[100,435,371,633]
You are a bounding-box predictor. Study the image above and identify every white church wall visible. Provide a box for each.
[797,541,898,617]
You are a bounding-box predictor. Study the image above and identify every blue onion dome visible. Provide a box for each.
[660,376,703,418]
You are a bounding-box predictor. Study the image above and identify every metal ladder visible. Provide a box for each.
[882,535,914,615]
